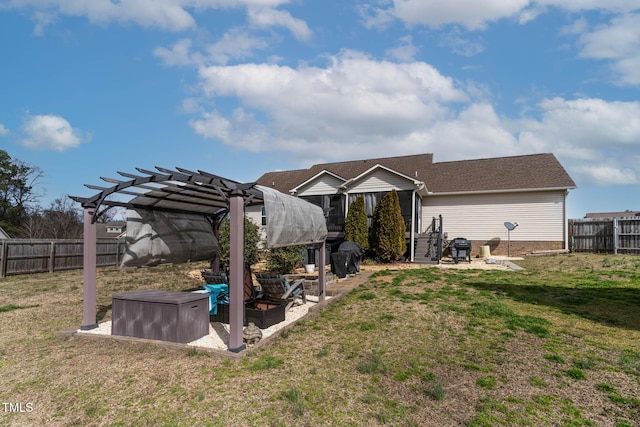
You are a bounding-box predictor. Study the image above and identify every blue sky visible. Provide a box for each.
[1,0,639,220]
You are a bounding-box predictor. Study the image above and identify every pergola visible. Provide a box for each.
[70,166,327,352]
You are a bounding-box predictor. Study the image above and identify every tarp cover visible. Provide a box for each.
[337,241,364,274]
[257,185,328,248]
[121,209,218,268]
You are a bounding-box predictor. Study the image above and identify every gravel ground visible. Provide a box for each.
[78,296,327,351]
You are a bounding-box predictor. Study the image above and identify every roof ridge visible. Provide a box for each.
[431,153,553,165]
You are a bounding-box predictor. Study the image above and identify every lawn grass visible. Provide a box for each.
[0,253,639,426]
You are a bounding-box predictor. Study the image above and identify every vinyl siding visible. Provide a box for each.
[297,174,344,196]
[422,191,566,242]
[245,205,267,245]
[348,169,416,193]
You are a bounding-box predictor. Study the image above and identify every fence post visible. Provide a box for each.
[49,241,55,273]
[0,241,7,278]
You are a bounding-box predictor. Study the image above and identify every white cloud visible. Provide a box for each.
[190,51,484,160]
[154,38,195,66]
[560,17,588,35]
[367,0,640,30]
[535,0,640,14]
[516,97,640,185]
[205,28,269,65]
[154,30,269,66]
[0,123,9,136]
[193,51,467,153]
[6,0,293,33]
[385,36,418,62]
[577,13,640,85]
[247,6,312,41]
[379,0,531,30]
[16,0,196,32]
[20,114,89,151]
[188,49,640,186]
[438,30,485,57]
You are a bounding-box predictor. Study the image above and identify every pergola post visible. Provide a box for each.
[318,241,326,302]
[228,191,246,352]
[81,208,98,330]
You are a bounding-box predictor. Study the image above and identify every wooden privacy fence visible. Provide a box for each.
[0,239,125,277]
[569,217,640,254]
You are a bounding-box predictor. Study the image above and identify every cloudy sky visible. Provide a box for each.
[1,0,639,219]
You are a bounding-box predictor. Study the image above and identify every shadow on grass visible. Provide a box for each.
[466,282,640,332]
[97,304,112,322]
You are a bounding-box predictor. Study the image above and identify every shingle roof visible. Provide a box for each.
[584,211,640,219]
[255,153,575,194]
[424,153,576,193]
[257,153,433,193]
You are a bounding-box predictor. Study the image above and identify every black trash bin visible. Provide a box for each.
[331,251,349,278]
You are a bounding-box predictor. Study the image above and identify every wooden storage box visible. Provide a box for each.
[210,301,286,329]
[112,290,209,344]
[246,301,286,329]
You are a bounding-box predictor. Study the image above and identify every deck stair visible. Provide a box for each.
[413,232,440,264]
[413,215,444,264]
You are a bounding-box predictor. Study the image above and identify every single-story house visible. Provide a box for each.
[248,153,576,260]
[0,226,10,240]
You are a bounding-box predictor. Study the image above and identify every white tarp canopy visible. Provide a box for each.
[256,185,327,248]
[121,209,218,268]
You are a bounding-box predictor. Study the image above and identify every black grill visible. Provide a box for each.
[450,238,471,264]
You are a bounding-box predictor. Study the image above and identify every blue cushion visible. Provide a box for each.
[203,284,229,314]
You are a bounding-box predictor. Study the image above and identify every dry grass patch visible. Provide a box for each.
[0,254,639,426]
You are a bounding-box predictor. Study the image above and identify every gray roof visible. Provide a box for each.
[256,153,575,194]
[584,211,640,219]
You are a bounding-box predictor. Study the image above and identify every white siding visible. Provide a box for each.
[422,191,566,242]
[297,174,344,196]
[245,205,262,226]
[348,169,416,193]
[245,205,267,246]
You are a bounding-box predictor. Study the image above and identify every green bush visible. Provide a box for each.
[344,196,369,251]
[369,190,406,262]
[265,245,305,274]
[218,216,262,269]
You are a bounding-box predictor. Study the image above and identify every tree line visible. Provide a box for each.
[0,150,117,239]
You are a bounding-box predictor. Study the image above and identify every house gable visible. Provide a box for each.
[342,164,424,194]
[256,153,434,194]
[292,170,346,196]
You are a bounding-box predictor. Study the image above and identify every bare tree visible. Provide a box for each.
[0,150,43,236]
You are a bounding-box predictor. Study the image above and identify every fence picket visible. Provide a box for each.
[0,239,124,277]
[569,217,640,254]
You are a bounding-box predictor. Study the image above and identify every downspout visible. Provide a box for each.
[613,218,619,255]
[564,190,569,252]
[344,192,349,224]
[318,241,326,302]
[410,190,416,262]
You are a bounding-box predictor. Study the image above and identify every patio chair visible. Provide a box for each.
[254,273,307,311]
[201,265,260,303]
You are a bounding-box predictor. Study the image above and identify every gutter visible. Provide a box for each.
[426,186,576,196]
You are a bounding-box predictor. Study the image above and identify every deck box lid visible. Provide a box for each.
[112,290,208,304]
